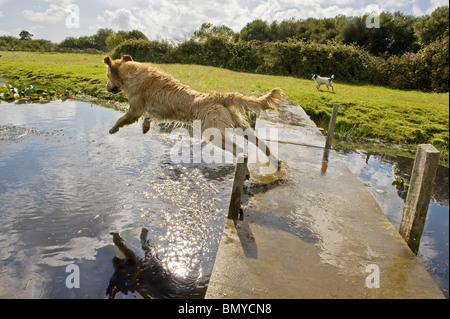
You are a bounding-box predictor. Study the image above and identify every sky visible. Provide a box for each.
[0,0,448,43]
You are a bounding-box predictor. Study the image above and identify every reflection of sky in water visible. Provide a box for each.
[339,150,449,298]
[0,101,234,298]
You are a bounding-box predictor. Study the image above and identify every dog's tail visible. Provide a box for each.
[331,75,334,80]
[230,88,285,113]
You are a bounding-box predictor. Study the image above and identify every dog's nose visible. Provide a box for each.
[106,85,120,94]
[112,86,121,94]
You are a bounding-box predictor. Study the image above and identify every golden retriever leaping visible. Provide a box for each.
[104,55,284,169]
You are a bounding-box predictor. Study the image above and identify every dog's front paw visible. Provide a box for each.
[109,127,119,134]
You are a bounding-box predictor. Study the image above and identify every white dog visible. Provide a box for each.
[311,74,334,91]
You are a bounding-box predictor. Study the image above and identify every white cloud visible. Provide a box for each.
[22,0,74,23]
[0,11,3,17]
[412,5,424,16]
[0,29,13,37]
[99,8,145,31]
[131,0,250,40]
[252,0,360,21]
[251,0,389,21]
[428,0,449,13]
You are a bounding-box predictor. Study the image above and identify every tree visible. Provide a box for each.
[276,19,297,41]
[341,17,369,47]
[93,28,114,51]
[105,30,149,50]
[105,33,125,50]
[193,23,235,42]
[339,12,419,56]
[379,12,419,56]
[19,30,33,40]
[239,20,270,42]
[414,6,449,46]
[127,30,148,41]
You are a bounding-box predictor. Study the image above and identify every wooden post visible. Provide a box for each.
[228,153,248,220]
[325,104,339,149]
[321,148,330,176]
[399,144,440,254]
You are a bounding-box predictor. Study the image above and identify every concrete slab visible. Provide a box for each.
[205,102,444,299]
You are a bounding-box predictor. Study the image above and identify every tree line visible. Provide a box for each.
[238,7,449,57]
[0,28,148,54]
[0,6,448,92]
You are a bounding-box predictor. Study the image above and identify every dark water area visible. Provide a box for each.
[0,100,234,298]
[338,150,449,298]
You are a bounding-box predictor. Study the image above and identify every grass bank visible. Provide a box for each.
[1,51,448,165]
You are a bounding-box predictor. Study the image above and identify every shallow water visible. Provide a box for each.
[0,100,234,298]
[339,150,449,298]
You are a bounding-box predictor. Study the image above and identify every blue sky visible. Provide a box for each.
[0,0,448,42]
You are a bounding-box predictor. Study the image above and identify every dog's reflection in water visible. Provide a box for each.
[106,228,198,299]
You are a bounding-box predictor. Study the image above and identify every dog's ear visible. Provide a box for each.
[104,56,112,67]
[122,55,133,62]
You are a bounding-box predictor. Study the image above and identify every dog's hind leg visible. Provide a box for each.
[218,132,251,179]
[327,79,334,92]
[207,129,244,157]
[244,126,281,170]
[202,104,241,155]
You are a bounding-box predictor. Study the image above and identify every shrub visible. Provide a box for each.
[111,39,175,63]
[386,36,449,92]
[0,36,55,52]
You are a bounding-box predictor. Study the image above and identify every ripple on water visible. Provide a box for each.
[0,125,32,140]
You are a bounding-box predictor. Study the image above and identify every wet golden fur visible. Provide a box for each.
[104,55,285,166]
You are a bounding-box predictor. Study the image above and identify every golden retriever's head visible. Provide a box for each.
[104,55,133,94]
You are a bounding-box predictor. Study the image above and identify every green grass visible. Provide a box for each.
[1,51,448,165]
[0,51,110,98]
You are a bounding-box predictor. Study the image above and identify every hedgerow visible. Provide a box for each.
[111,36,449,93]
